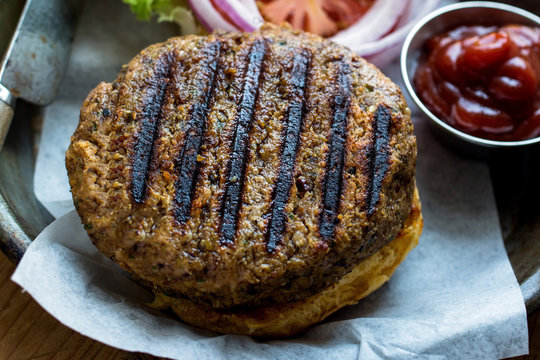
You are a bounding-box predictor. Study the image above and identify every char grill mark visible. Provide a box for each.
[319,61,352,242]
[266,50,311,253]
[366,105,392,216]
[173,41,222,225]
[131,53,173,203]
[219,39,267,246]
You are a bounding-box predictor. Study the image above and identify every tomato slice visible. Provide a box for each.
[257,0,374,37]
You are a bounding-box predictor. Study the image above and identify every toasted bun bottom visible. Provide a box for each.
[152,188,422,338]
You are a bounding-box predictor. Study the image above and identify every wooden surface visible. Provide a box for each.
[0,251,538,359]
[0,251,142,360]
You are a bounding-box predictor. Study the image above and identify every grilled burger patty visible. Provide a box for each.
[66,24,417,310]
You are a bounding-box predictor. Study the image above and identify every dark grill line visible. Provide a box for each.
[173,41,222,225]
[219,39,267,246]
[131,53,173,203]
[319,61,352,242]
[266,50,311,253]
[366,105,392,217]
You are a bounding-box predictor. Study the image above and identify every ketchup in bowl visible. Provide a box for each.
[414,25,540,141]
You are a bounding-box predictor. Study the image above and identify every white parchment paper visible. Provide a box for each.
[18,0,529,358]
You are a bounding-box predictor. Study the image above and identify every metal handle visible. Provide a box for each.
[0,84,15,150]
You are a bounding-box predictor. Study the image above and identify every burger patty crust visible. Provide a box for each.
[66,24,417,309]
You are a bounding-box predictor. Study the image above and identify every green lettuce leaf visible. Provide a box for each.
[122,0,201,34]
[122,0,154,21]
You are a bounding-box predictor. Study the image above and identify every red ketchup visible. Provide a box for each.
[415,25,540,141]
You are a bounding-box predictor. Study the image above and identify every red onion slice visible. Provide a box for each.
[188,0,239,32]
[331,0,410,43]
[338,0,440,67]
[213,0,264,31]
[236,0,261,17]
[187,0,440,68]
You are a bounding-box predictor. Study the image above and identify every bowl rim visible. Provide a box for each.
[400,1,540,148]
